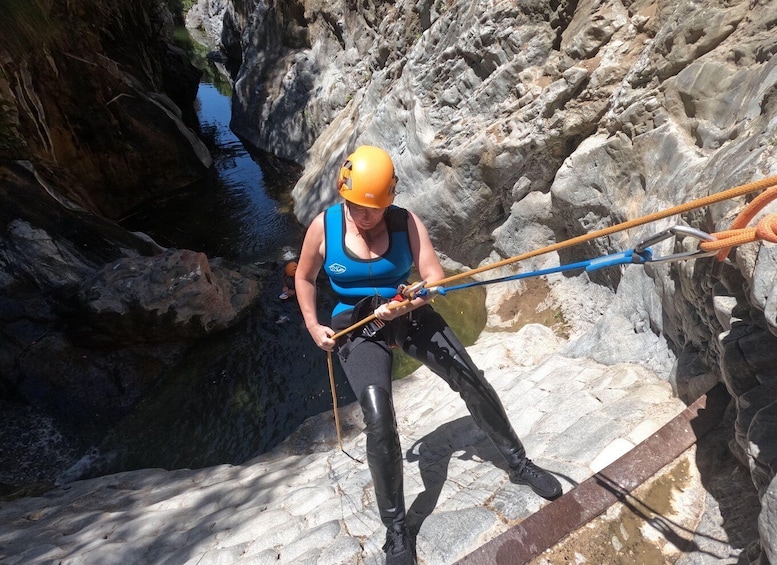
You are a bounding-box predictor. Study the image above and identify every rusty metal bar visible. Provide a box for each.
[455,383,730,565]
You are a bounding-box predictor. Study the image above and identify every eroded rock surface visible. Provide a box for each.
[223,0,777,558]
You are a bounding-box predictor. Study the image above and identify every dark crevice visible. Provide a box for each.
[321,11,346,50]
[549,0,579,52]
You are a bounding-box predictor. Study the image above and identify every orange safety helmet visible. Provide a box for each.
[284,262,298,276]
[337,146,398,208]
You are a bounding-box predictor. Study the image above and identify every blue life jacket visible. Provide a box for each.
[323,203,413,317]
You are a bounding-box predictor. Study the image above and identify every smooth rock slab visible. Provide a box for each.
[0,324,690,565]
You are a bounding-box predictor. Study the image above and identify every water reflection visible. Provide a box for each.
[87,292,347,475]
[99,53,330,477]
[122,83,303,263]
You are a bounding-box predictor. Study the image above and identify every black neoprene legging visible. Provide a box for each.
[333,303,528,528]
[333,304,526,469]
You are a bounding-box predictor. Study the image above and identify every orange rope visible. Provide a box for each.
[332,174,777,342]
[432,174,777,288]
[698,184,777,260]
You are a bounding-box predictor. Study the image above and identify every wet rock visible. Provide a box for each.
[161,42,203,108]
[0,0,212,220]
[75,248,260,343]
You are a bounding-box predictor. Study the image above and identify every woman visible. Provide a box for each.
[295,146,561,565]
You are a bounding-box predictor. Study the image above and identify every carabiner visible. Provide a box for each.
[400,280,428,299]
[634,225,718,263]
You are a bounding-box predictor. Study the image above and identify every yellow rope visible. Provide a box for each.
[326,351,344,451]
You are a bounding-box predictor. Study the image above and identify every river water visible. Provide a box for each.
[74,48,345,479]
[121,84,304,263]
[58,32,486,482]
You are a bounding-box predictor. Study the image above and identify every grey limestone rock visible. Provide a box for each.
[222,0,777,556]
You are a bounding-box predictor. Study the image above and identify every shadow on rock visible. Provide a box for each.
[405,416,504,535]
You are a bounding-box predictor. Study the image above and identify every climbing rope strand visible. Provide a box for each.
[332,174,777,341]
[716,184,777,232]
[430,174,777,289]
[326,351,341,448]
[757,215,777,242]
[327,351,362,463]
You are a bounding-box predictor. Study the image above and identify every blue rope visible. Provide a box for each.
[429,248,653,296]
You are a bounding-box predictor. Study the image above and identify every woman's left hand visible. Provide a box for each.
[374,300,410,321]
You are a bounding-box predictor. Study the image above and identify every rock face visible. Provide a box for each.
[0,0,212,220]
[76,248,258,344]
[0,0,260,467]
[185,0,230,49]
[224,0,777,558]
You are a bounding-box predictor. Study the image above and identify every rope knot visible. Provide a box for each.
[755,214,777,244]
[704,184,777,261]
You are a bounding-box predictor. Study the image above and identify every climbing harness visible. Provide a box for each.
[324,174,777,460]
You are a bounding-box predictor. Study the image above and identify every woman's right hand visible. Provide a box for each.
[308,323,336,351]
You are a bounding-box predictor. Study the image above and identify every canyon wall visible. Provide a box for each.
[218,0,777,559]
[0,0,259,469]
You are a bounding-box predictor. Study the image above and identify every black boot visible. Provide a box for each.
[360,385,407,527]
[383,524,417,565]
[509,457,563,500]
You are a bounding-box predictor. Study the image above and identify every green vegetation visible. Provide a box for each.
[172,27,233,97]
